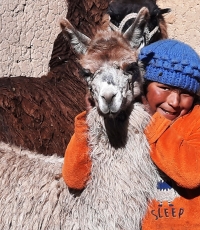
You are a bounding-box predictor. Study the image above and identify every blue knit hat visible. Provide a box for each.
[138,39,200,94]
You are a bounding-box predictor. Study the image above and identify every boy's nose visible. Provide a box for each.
[167,92,180,108]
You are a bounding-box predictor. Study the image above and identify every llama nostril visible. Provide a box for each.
[101,92,116,104]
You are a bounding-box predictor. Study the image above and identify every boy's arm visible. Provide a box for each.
[62,111,91,190]
[145,106,200,189]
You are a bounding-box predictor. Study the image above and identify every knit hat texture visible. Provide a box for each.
[138,39,200,94]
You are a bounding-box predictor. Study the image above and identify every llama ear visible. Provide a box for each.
[60,18,91,54]
[123,7,150,50]
[100,14,112,31]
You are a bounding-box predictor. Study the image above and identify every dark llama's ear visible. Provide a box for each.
[160,8,171,14]
[123,7,150,50]
[60,18,91,55]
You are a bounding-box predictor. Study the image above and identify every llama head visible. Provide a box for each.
[60,7,150,119]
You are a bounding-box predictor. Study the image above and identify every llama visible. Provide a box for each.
[62,7,159,229]
[0,7,177,230]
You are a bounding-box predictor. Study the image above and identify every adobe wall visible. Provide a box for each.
[157,0,200,54]
[0,0,67,78]
[0,0,200,78]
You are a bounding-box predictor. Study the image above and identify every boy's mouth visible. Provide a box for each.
[158,107,179,120]
[162,109,177,115]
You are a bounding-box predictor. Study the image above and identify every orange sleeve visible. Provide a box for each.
[147,106,200,189]
[62,111,91,190]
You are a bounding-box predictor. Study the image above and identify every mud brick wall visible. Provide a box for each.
[157,0,200,54]
[0,0,67,78]
[0,0,200,78]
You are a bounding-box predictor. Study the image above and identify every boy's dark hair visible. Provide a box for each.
[143,79,152,96]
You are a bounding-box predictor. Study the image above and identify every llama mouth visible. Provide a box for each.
[104,111,119,119]
[99,106,121,118]
[103,111,127,121]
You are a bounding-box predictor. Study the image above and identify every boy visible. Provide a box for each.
[139,39,200,229]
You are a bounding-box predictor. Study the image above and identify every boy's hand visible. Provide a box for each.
[62,111,91,190]
[145,112,172,144]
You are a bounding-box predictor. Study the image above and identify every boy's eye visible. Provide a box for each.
[158,85,170,91]
[181,91,193,97]
[161,87,169,90]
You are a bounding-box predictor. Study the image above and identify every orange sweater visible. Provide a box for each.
[142,105,200,229]
[62,105,200,229]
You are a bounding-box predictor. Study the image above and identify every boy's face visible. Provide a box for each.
[146,82,195,120]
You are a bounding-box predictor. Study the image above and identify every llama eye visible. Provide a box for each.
[125,62,140,82]
[80,68,92,77]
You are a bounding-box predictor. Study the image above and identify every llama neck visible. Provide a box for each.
[103,112,129,149]
[86,103,149,149]
[82,103,158,230]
